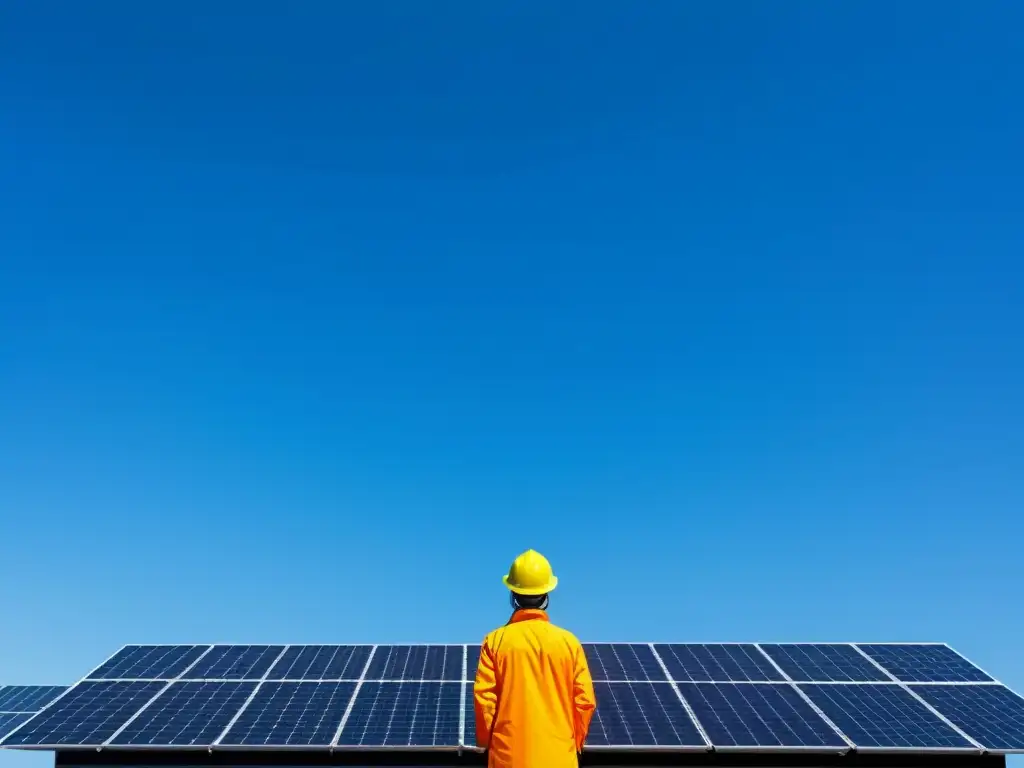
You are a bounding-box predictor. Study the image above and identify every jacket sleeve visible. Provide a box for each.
[473,637,498,748]
[572,640,596,751]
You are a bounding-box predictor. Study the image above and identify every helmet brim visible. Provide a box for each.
[502,574,558,595]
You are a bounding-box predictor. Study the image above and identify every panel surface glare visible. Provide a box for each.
[914,684,1024,751]
[185,646,285,680]
[0,686,67,712]
[586,682,706,747]
[88,646,209,680]
[109,681,257,746]
[337,682,461,747]
[857,644,994,683]
[655,644,784,682]
[799,684,974,749]
[268,646,373,680]
[0,681,166,747]
[365,645,463,681]
[585,644,667,682]
[0,713,32,739]
[760,645,889,683]
[678,683,846,748]
[217,681,355,746]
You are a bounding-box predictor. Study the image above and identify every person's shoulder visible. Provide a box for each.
[547,622,583,647]
[481,625,506,647]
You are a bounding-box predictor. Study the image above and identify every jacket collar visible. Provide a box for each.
[509,608,550,624]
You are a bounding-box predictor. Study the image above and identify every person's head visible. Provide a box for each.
[502,549,558,612]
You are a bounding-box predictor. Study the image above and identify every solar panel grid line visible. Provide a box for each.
[848,644,903,683]
[0,642,138,747]
[458,645,468,747]
[938,643,1003,684]
[97,682,176,746]
[99,644,224,746]
[913,684,1024,753]
[677,683,851,753]
[855,644,995,684]
[647,643,712,747]
[210,646,293,747]
[330,644,378,749]
[797,684,980,754]
[0,713,32,741]
[752,644,856,750]
[0,687,67,714]
[186,645,288,681]
[847,645,985,750]
[586,681,710,751]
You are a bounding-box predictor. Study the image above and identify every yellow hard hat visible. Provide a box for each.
[502,549,558,595]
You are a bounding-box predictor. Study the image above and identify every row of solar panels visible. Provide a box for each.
[2,678,1024,753]
[80,642,994,683]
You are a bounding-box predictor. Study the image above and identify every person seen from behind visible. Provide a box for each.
[473,549,596,768]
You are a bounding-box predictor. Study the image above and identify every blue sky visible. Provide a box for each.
[2,1,1023,764]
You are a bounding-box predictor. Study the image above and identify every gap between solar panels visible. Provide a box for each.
[1,643,1022,756]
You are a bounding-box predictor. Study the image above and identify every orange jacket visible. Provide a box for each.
[473,609,596,768]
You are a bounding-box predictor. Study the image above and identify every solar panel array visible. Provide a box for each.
[2,643,1023,754]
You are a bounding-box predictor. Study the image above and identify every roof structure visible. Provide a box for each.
[2,643,1022,768]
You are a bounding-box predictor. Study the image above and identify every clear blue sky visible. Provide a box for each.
[2,1,1023,765]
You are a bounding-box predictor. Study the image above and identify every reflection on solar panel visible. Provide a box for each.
[88,646,208,680]
[586,682,706,748]
[799,684,974,749]
[0,686,66,713]
[109,682,257,746]
[0,681,165,747]
[337,682,461,747]
[365,645,462,681]
[185,646,285,680]
[217,681,355,747]
[679,683,847,749]
[760,644,890,682]
[914,684,1024,751]
[585,644,666,681]
[654,644,784,682]
[268,646,372,680]
[857,644,993,683]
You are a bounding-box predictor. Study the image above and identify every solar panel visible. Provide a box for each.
[799,684,975,749]
[654,644,784,682]
[466,645,481,679]
[336,682,461,747]
[586,682,706,748]
[365,645,463,681]
[585,644,667,681]
[108,681,257,746]
[267,645,373,680]
[857,644,994,683]
[0,686,67,712]
[914,684,1024,752]
[184,646,285,680]
[0,681,166,747]
[462,683,475,746]
[87,646,209,680]
[678,683,847,749]
[216,681,355,747]
[759,644,890,682]
[0,713,32,739]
